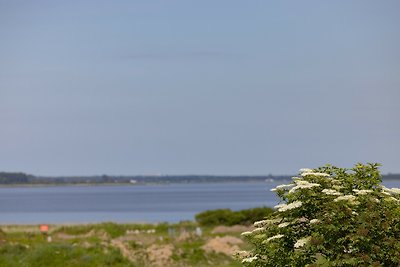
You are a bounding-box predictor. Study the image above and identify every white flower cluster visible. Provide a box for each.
[294,237,310,248]
[372,198,380,203]
[352,189,373,195]
[390,188,400,194]
[299,168,330,177]
[299,168,314,173]
[289,180,320,193]
[270,184,294,192]
[241,227,265,237]
[241,231,252,236]
[278,222,290,228]
[334,195,357,203]
[275,201,302,212]
[299,168,314,176]
[251,227,265,234]
[266,234,284,242]
[253,218,281,227]
[381,186,400,195]
[322,189,342,196]
[296,180,316,186]
[387,197,400,203]
[315,172,330,177]
[303,172,330,177]
[242,255,258,263]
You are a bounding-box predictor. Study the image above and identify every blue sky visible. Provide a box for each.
[1,1,399,176]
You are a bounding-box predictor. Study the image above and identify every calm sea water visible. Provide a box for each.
[0,181,399,224]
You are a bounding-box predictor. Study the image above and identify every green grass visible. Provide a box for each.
[0,243,135,267]
[0,221,252,267]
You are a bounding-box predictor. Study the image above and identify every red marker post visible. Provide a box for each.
[39,224,52,242]
[39,224,49,234]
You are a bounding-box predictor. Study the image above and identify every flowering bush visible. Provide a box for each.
[239,163,400,266]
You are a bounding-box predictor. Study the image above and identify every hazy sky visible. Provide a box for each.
[1,1,399,176]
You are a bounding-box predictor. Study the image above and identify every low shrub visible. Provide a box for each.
[195,207,273,227]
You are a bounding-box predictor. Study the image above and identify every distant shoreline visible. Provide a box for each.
[0,176,399,188]
[0,180,280,188]
[1,171,400,187]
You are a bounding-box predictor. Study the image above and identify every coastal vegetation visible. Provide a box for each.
[0,210,258,267]
[240,163,400,266]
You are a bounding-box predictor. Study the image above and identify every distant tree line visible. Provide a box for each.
[384,173,400,180]
[0,171,398,185]
[0,172,35,184]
